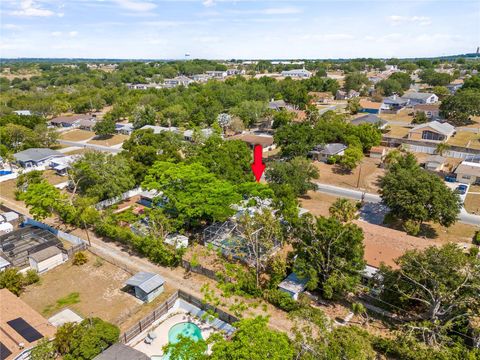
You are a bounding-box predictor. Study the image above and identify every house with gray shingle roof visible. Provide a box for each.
[308,143,347,162]
[125,272,165,303]
[408,121,455,142]
[14,148,64,168]
[351,114,388,129]
[402,91,438,105]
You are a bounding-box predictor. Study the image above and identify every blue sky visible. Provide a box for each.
[1,0,479,59]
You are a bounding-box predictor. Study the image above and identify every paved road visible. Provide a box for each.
[58,140,122,153]
[315,182,480,227]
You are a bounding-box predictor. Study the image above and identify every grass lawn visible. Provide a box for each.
[464,193,480,215]
[20,251,141,326]
[447,131,480,149]
[313,157,385,193]
[87,134,129,146]
[428,222,478,244]
[380,112,414,124]
[43,169,67,185]
[299,191,356,217]
[0,179,18,203]
[59,129,95,142]
[385,125,410,138]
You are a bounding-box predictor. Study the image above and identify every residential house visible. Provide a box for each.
[49,155,78,176]
[413,104,441,120]
[335,89,360,100]
[125,272,165,303]
[369,146,387,160]
[28,246,66,273]
[163,75,193,88]
[308,143,347,162]
[50,114,91,127]
[408,121,455,142]
[138,190,161,208]
[13,110,32,116]
[278,273,308,300]
[402,91,438,105]
[226,68,245,76]
[359,99,382,114]
[281,69,312,78]
[94,343,150,360]
[308,91,334,104]
[268,99,287,111]
[381,95,409,113]
[139,125,180,135]
[206,70,228,79]
[78,118,97,131]
[351,114,388,129]
[191,74,211,83]
[454,156,480,184]
[14,148,64,168]
[0,289,57,360]
[228,133,275,152]
[115,123,134,135]
[183,128,214,142]
[425,155,446,172]
[447,80,463,94]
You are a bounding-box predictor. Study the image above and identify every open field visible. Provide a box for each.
[0,179,19,203]
[59,129,95,142]
[299,191,354,217]
[313,157,385,193]
[87,134,129,146]
[20,251,141,327]
[447,131,480,149]
[384,125,410,138]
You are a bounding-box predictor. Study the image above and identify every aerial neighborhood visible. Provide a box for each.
[1,17,480,360]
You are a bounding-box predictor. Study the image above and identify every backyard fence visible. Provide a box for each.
[95,187,142,210]
[23,218,86,246]
[181,259,233,283]
[120,289,238,344]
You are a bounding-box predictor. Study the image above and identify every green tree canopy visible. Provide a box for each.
[294,215,365,299]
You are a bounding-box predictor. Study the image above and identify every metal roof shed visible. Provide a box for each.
[125,272,165,303]
[278,272,308,300]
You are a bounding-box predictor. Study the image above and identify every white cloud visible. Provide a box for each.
[50,31,79,38]
[263,7,302,15]
[69,31,79,37]
[10,0,54,17]
[51,31,62,36]
[388,15,431,26]
[114,0,156,12]
[202,0,215,7]
[2,24,22,30]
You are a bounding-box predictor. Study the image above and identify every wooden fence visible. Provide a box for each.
[181,259,233,283]
[119,289,238,344]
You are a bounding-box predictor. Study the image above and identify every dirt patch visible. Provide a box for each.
[59,129,95,142]
[20,252,141,326]
[87,134,129,146]
[313,157,385,193]
[299,191,354,217]
[0,179,18,203]
[428,222,478,244]
[43,170,67,185]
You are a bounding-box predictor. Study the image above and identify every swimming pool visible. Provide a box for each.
[158,322,203,360]
[0,170,13,176]
[169,322,203,343]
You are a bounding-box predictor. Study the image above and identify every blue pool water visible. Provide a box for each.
[161,322,204,360]
[0,170,13,176]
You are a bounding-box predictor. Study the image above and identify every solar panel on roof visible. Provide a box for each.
[0,341,12,360]
[7,317,43,342]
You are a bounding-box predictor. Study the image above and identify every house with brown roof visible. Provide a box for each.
[408,121,455,142]
[413,104,441,120]
[369,146,387,160]
[0,289,56,360]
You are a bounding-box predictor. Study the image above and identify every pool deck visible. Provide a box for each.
[133,311,217,358]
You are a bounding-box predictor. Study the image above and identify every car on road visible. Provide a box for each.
[455,184,468,195]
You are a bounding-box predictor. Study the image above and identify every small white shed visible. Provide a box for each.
[0,256,10,271]
[278,272,308,300]
[28,246,65,273]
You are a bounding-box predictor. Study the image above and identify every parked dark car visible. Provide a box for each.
[455,184,468,195]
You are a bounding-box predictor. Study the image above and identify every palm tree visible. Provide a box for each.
[435,142,450,156]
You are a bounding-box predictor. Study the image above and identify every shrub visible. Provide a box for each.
[73,251,88,266]
[473,231,480,246]
[0,268,24,295]
[403,219,420,236]
[23,269,40,285]
[263,289,301,312]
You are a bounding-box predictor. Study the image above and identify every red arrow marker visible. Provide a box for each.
[251,144,266,182]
